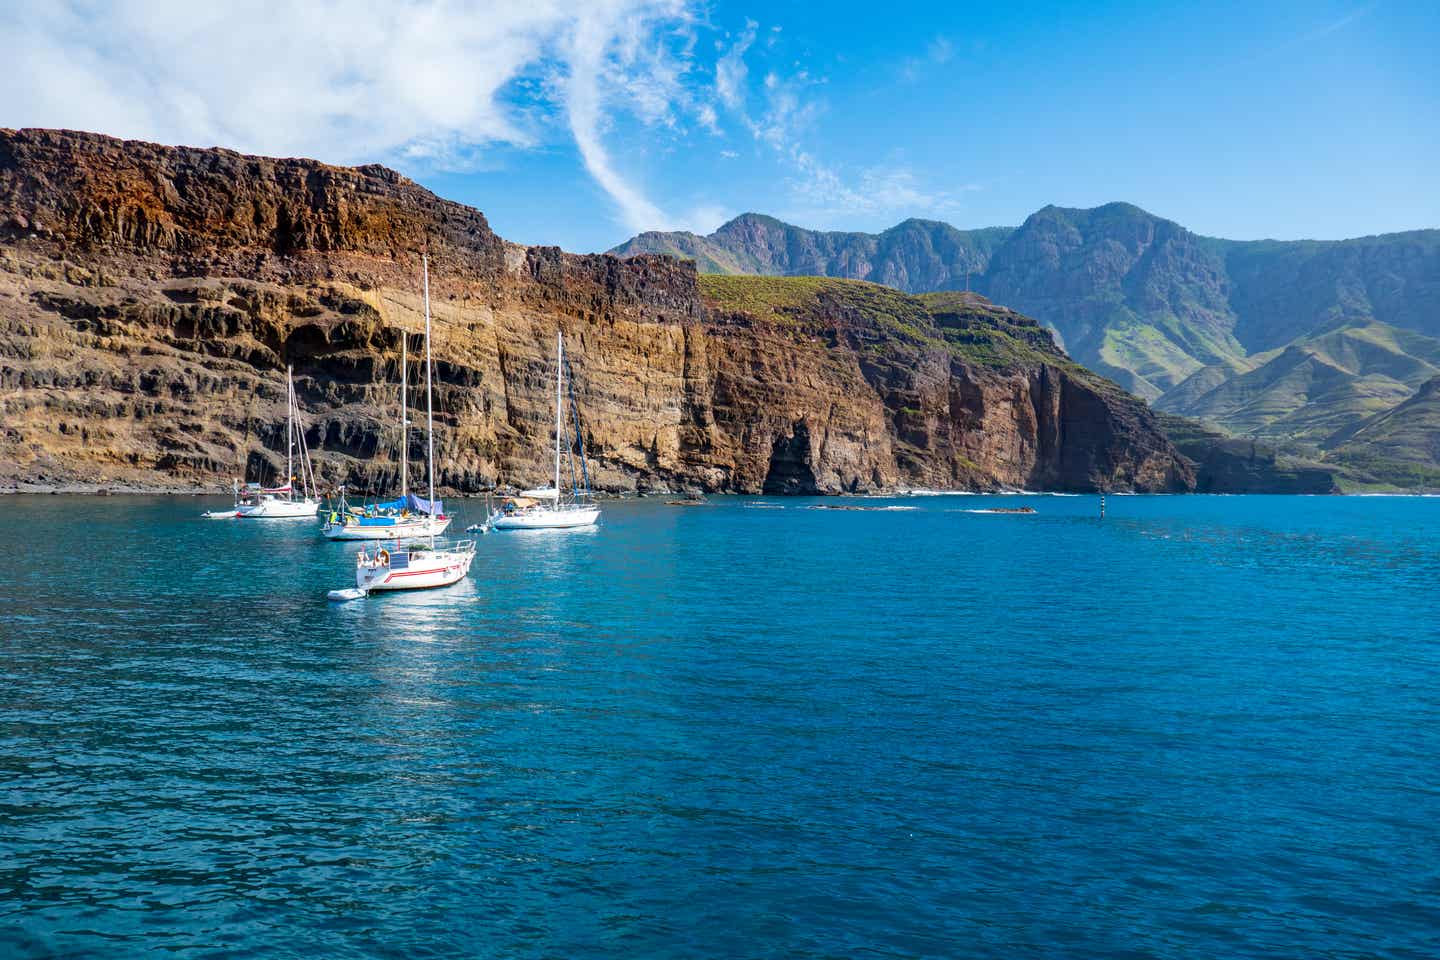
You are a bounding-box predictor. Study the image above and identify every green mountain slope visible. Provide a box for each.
[981,203,1247,397]
[614,206,1440,470]
[1155,321,1440,442]
[1221,231,1440,350]
[1326,377,1440,488]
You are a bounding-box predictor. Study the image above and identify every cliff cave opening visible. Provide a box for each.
[763,423,817,495]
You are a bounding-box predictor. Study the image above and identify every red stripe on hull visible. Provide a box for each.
[381,565,462,584]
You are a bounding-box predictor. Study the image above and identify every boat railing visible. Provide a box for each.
[419,537,475,553]
[376,536,476,554]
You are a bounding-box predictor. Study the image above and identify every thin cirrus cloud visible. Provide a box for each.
[3,0,708,233]
[3,1,962,237]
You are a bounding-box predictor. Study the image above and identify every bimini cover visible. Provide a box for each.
[407,493,442,515]
[371,494,443,515]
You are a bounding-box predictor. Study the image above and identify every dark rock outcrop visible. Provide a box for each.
[1156,414,1339,494]
[0,128,1193,494]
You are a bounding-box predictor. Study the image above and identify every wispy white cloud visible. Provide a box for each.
[713,40,961,226]
[787,158,978,223]
[899,34,956,82]
[678,203,732,235]
[697,103,721,134]
[715,19,758,110]
[563,5,685,232]
[1294,1,1379,45]
[1,0,702,235]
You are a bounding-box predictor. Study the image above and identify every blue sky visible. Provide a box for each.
[7,1,1438,251]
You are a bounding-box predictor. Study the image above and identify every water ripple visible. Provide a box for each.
[1,494,1439,958]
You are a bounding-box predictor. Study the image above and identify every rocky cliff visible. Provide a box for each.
[0,128,1193,494]
[612,206,1440,417]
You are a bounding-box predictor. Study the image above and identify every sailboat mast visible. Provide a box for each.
[554,332,563,505]
[286,364,294,497]
[423,254,436,545]
[400,333,408,500]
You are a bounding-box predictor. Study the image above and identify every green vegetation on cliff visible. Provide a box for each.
[698,275,1091,373]
[1160,321,1440,443]
[1326,377,1440,489]
[699,274,933,342]
[620,206,1440,487]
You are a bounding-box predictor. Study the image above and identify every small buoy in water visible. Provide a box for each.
[328,587,368,602]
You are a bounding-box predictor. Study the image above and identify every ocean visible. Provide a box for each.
[3,493,1438,958]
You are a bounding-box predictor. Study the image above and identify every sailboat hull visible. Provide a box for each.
[356,546,476,591]
[237,497,320,518]
[491,506,600,530]
[322,516,451,540]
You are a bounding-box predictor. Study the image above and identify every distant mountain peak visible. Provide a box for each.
[713,212,787,232]
[611,204,1440,460]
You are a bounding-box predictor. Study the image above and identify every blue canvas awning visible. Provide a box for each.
[407,493,442,515]
[367,494,442,515]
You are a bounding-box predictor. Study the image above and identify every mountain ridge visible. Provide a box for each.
[614,205,1440,484]
[1325,375,1440,489]
[612,206,1440,398]
[0,127,1197,495]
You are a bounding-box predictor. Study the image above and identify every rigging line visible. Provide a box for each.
[563,356,592,495]
[237,391,257,480]
[428,333,474,531]
[292,372,319,498]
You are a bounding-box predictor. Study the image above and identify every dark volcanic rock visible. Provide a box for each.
[1156,414,1339,494]
[1,128,1192,494]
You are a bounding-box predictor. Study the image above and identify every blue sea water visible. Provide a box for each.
[2,493,1439,959]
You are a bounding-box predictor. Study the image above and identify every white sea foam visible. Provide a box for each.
[954,508,1039,515]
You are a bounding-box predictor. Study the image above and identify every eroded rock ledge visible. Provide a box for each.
[0,128,1194,494]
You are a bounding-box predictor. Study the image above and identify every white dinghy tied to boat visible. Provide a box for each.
[491,332,601,531]
[330,253,476,600]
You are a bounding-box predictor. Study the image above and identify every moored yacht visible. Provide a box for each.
[322,332,450,540]
[491,332,601,530]
[206,367,320,518]
[332,253,475,599]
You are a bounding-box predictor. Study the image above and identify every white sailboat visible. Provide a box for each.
[336,254,475,598]
[321,332,451,541]
[224,367,320,519]
[491,332,601,530]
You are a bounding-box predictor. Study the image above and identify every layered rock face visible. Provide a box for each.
[0,128,1192,494]
[615,205,1440,410]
